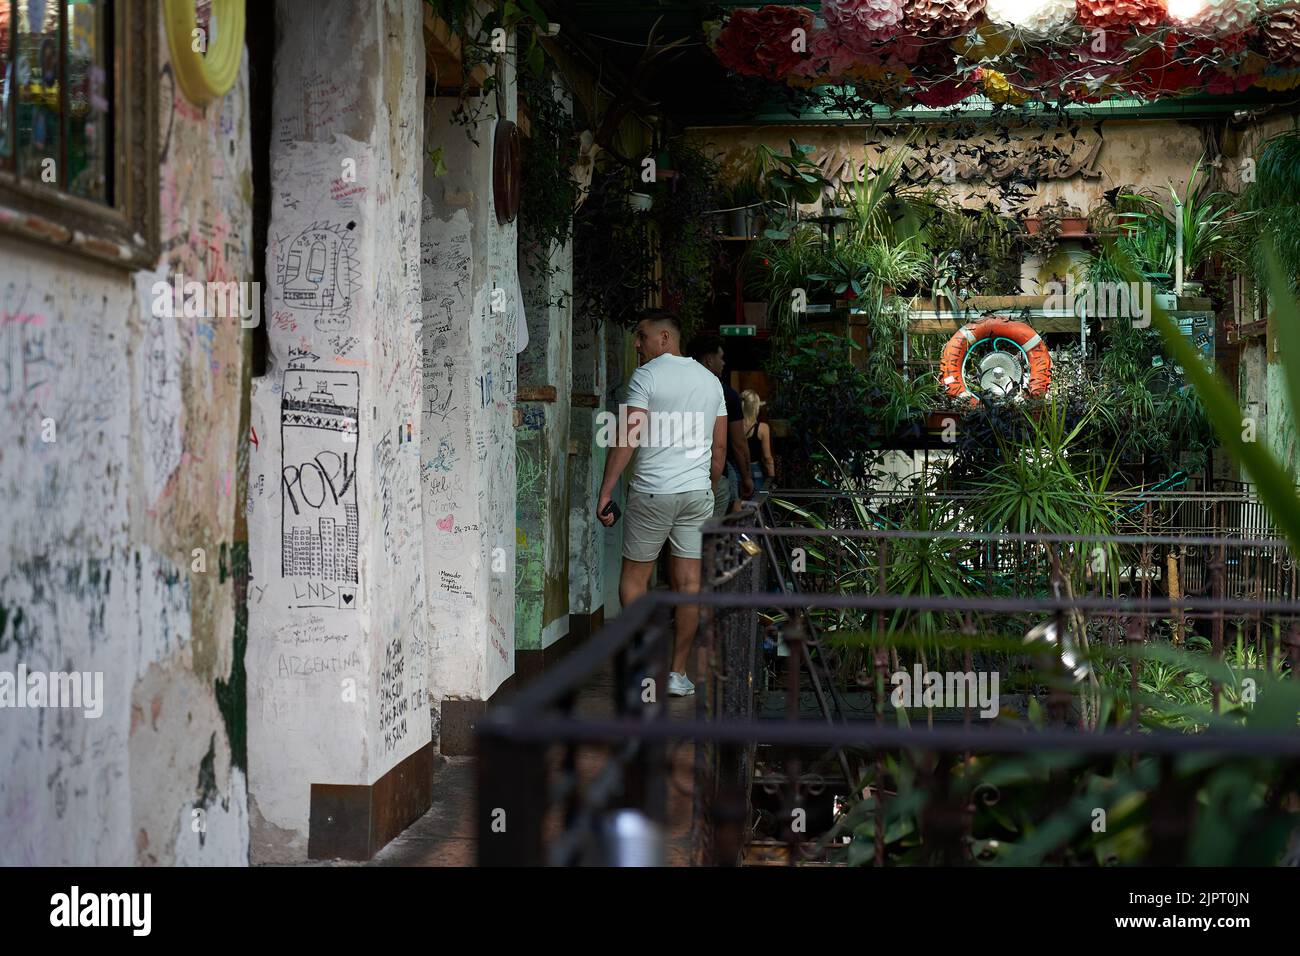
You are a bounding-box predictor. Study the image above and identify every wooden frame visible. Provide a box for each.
[0,0,158,270]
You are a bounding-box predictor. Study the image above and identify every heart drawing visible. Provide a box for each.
[436,514,454,532]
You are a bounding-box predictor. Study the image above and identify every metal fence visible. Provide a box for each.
[764,488,1296,604]
[477,494,1300,867]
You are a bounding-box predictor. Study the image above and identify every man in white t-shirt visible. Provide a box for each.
[597,311,728,697]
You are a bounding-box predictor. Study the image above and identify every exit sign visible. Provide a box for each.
[720,325,756,337]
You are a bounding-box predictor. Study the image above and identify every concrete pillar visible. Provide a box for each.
[247,0,429,862]
[568,297,607,638]
[515,219,573,676]
[421,83,521,751]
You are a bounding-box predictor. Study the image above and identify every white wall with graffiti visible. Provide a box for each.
[0,25,253,865]
[245,0,430,862]
[421,93,522,710]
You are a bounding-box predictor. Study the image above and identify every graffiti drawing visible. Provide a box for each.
[281,367,359,609]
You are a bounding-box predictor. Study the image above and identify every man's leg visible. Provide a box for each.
[665,487,714,678]
[619,557,656,611]
[668,554,702,675]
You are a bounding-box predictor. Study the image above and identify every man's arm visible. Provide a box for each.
[598,406,645,526]
[710,414,727,484]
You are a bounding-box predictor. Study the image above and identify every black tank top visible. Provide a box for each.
[746,422,762,462]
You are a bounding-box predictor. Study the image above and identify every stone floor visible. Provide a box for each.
[365,662,701,866]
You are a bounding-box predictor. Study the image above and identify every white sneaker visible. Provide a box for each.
[667,672,695,697]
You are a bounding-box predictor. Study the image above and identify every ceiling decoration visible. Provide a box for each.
[706,1,1300,107]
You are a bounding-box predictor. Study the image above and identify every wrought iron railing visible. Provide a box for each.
[476,495,1300,866]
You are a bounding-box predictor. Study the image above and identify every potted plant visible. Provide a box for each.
[716,175,763,237]
[757,139,834,235]
[1118,159,1253,296]
[810,250,872,303]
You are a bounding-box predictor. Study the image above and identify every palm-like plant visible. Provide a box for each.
[971,399,1120,538]
[844,145,933,247]
[1117,158,1253,285]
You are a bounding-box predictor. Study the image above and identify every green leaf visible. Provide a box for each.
[525,38,544,77]
[1138,245,1300,551]
[514,0,549,25]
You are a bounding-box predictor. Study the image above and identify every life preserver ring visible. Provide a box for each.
[939,317,1051,403]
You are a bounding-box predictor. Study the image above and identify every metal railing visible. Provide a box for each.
[476,494,1300,866]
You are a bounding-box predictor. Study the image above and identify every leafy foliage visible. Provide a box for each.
[573,167,655,330]
[1240,130,1300,295]
[653,141,720,337]
[518,61,579,310]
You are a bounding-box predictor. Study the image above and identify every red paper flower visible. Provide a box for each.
[713,6,815,80]
[1126,34,1209,93]
[1076,0,1166,31]
[911,77,979,106]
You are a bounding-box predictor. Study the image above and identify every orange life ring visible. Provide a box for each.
[938,317,1051,403]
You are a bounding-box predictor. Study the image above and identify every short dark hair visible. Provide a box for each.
[687,334,724,361]
[636,310,681,338]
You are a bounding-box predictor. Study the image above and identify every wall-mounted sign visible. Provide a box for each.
[813,127,1104,189]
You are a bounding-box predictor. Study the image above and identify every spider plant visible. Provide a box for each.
[747,222,829,341]
[843,144,933,247]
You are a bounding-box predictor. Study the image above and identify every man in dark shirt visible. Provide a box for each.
[688,335,754,514]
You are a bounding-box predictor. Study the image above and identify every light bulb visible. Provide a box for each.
[1167,0,1210,21]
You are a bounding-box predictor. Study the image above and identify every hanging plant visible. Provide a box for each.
[518,59,580,309]
[574,167,655,330]
[651,140,721,337]
[427,0,552,146]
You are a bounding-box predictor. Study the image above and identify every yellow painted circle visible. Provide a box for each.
[165,0,245,107]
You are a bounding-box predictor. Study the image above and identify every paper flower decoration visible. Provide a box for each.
[985,0,1078,34]
[1076,0,1166,30]
[1127,34,1209,92]
[1259,4,1300,66]
[712,6,815,80]
[824,0,908,48]
[903,0,987,36]
[979,67,1031,102]
[1165,0,1257,35]
[911,77,980,105]
[952,22,1022,60]
[792,22,863,81]
[1256,65,1300,87]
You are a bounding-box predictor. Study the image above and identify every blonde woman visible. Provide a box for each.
[740,390,775,496]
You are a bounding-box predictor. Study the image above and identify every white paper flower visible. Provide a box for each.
[1167,0,1259,35]
[985,0,1078,35]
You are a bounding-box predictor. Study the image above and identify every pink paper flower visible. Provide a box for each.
[792,22,863,80]
[824,0,908,50]
[903,0,988,36]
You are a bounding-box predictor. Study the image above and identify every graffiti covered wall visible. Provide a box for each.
[0,26,253,864]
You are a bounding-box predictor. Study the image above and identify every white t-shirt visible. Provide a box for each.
[622,353,727,494]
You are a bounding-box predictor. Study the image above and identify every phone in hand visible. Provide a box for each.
[601,500,621,524]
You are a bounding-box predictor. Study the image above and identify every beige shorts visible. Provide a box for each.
[623,487,715,561]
